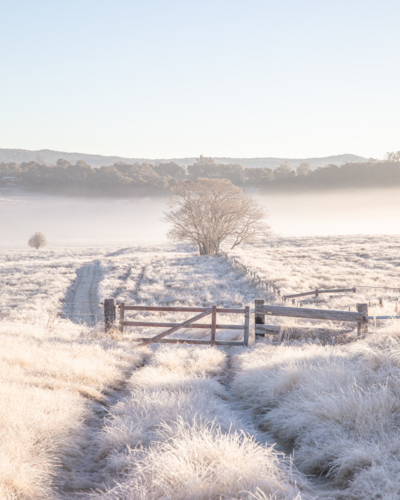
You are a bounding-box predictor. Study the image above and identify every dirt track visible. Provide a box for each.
[64,260,103,325]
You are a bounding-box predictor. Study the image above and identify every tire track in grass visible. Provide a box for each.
[55,256,153,499]
[64,260,103,326]
[55,354,152,500]
[88,345,311,500]
[219,348,320,499]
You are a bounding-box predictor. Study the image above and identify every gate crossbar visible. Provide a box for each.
[139,308,213,347]
[113,302,250,347]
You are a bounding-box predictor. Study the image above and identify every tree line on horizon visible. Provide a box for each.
[0,153,399,196]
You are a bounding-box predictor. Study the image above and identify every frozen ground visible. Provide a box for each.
[1,237,400,499]
[227,235,400,340]
[0,246,149,499]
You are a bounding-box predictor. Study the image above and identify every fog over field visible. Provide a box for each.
[1,188,400,248]
[257,187,400,237]
[0,193,168,248]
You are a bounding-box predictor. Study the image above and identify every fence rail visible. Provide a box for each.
[123,321,244,330]
[283,288,356,300]
[123,305,245,313]
[104,299,250,347]
[255,299,369,336]
[255,300,400,339]
[256,304,365,322]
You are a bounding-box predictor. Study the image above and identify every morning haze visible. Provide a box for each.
[2,1,400,499]
[2,151,400,246]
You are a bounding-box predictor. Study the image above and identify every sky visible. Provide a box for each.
[1,0,400,160]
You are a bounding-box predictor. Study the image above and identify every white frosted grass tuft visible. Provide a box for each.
[91,345,308,499]
[98,420,304,500]
[232,321,400,499]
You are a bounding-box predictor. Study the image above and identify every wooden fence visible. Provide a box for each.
[104,299,250,347]
[255,299,400,337]
[218,251,282,296]
[283,287,357,301]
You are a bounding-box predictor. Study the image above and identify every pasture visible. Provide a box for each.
[1,236,400,499]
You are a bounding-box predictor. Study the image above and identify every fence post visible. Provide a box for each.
[244,306,250,346]
[255,299,265,325]
[104,298,116,332]
[119,302,125,334]
[356,303,368,336]
[210,305,217,346]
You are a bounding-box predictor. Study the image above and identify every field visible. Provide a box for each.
[1,236,400,499]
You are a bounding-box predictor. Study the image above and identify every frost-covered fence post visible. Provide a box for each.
[119,302,125,334]
[211,305,217,346]
[255,299,265,325]
[356,303,368,336]
[104,298,116,332]
[244,306,250,346]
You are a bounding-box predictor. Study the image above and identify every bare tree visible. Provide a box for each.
[162,178,271,255]
[28,232,47,249]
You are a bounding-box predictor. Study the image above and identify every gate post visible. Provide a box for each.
[244,306,250,346]
[119,302,125,334]
[104,298,116,332]
[255,299,265,325]
[210,305,217,346]
[356,303,368,336]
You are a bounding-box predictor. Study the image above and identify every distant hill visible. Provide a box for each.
[0,148,366,170]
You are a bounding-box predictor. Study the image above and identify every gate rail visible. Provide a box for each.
[104,299,250,347]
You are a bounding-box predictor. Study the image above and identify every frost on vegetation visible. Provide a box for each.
[0,319,149,499]
[229,235,400,317]
[28,231,47,249]
[232,320,400,499]
[97,420,304,500]
[92,346,307,500]
[97,245,256,344]
[0,246,151,499]
[4,238,400,499]
[0,242,259,499]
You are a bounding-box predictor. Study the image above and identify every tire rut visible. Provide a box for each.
[54,358,150,499]
[63,260,103,326]
[221,349,321,498]
[55,259,152,498]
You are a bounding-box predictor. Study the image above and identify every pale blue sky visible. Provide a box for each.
[1,0,399,159]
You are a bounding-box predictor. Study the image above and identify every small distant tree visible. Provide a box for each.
[28,232,47,249]
[162,178,271,255]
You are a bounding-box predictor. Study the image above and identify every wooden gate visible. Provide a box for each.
[104,299,250,347]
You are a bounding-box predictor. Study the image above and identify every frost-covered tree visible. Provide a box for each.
[162,178,271,255]
[28,232,47,249]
